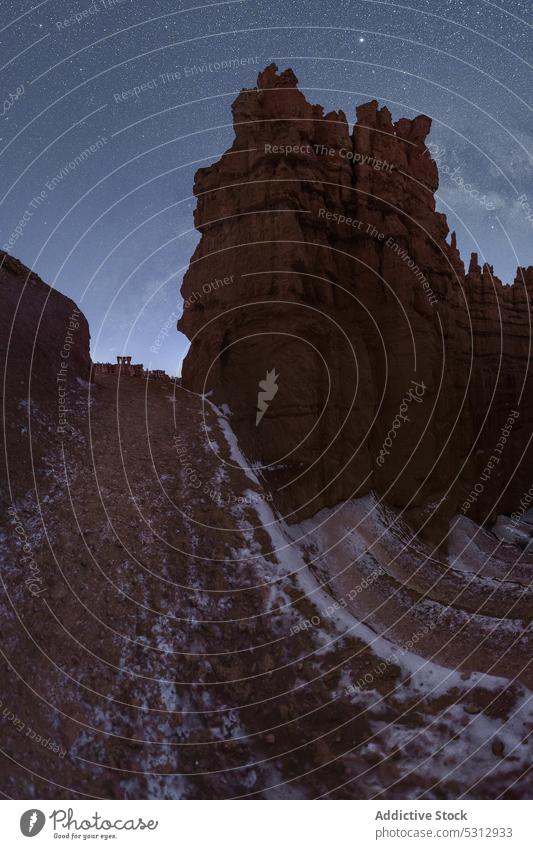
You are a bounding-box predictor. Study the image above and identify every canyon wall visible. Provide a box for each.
[178,65,533,534]
[0,251,91,509]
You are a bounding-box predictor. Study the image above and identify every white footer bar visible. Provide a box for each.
[4,799,531,848]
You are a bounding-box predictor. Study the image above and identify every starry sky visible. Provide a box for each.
[1,0,531,375]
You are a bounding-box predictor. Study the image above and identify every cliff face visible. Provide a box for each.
[0,251,91,509]
[178,64,533,532]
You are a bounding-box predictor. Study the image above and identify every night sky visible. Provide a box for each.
[1,0,531,375]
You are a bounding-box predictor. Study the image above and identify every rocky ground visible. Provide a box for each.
[1,373,531,799]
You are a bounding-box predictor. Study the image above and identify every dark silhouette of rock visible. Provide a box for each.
[0,251,91,509]
[178,64,533,535]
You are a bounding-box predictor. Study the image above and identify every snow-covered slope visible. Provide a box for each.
[1,377,531,799]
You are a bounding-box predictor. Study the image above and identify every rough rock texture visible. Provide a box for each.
[0,251,91,510]
[1,373,531,799]
[1,240,531,800]
[178,65,533,535]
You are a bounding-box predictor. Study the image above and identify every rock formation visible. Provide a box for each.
[178,64,533,536]
[1,187,531,799]
[0,251,91,510]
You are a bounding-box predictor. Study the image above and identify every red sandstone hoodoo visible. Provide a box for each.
[178,64,533,535]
